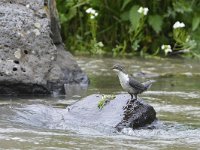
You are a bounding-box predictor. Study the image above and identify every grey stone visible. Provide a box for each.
[13,94,157,133]
[0,0,88,95]
[67,94,157,131]
[115,99,156,131]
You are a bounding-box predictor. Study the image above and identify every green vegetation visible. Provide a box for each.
[98,95,116,109]
[57,0,200,57]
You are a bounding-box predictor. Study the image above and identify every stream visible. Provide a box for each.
[0,57,200,149]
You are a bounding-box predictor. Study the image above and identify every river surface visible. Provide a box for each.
[0,57,200,150]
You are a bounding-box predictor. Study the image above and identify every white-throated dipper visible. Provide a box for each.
[112,64,155,102]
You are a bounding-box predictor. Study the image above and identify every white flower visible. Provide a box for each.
[164,48,172,55]
[90,9,95,14]
[173,21,185,29]
[86,8,96,15]
[137,7,143,14]
[161,45,171,50]
[86,8,92,14]
[161,45,172,55]
[86,8,98,19]
[97,42,104,47]
[143,8,149,15]
[137,7,149,15]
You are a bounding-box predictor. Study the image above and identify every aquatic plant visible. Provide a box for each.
[98,94,116,109]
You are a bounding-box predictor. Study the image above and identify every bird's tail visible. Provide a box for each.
[142,80,156,90]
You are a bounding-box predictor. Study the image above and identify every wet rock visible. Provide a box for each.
[67,94,156,131]
[116,100,156,131]
[0,0,88,95]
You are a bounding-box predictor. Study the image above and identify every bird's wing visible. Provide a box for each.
[142,80,156,89]
[128,76,145,92]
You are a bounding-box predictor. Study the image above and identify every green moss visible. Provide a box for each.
[98,94,116,109]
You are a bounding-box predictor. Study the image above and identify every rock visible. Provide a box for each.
[0,0,88,95]
[115,100,156,131]
[14,94,156,133]
[48,0,63,44]
[67,94,156,131]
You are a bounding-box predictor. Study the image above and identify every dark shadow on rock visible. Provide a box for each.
[0,82,50,96]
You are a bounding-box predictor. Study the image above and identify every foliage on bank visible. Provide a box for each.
[57,0,200,57]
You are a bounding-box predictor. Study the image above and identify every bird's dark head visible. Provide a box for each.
[112,64,125,73]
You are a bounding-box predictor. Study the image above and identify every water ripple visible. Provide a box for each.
[146,91,200,99]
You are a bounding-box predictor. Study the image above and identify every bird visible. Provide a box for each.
[112,64,155,102]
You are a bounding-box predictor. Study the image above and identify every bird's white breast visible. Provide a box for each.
[117,72,131,92]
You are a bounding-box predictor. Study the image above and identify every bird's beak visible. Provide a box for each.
[112,68,118,72]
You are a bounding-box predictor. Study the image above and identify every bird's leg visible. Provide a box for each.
[123,93,133,110]
[134,94,137,100]
[130,94,137,103]
[130,94,133,100]
[126,93,133,104]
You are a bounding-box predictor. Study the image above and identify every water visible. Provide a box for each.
[0,57,200,149]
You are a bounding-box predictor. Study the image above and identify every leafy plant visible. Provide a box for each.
[148,15,163,34]
[98,95,116,109]
[56,0,200,58]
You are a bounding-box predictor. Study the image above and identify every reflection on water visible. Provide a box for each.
[0,57,200,149]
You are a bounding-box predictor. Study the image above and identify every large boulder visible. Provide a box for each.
[0,0,88,95]
[66,94,156,131]
[14,94,157,132]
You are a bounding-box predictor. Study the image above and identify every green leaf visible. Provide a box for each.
[173,0,192,13]
[59,7,77,24]
[89,0,101,7]
[192,16,200,31]
[120,11,129,21]
[129,5,141,31]
[59,13,68,24]
[65,7,77,22]
[173,29,188,44]
[121,0,132,11]
[148,15,163,33]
